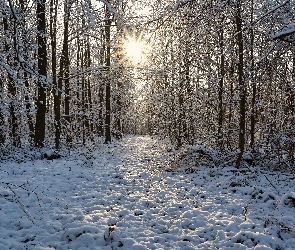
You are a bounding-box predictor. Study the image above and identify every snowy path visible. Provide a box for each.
[0,136,295,250]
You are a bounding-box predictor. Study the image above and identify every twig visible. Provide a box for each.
[244,163,278,192]
[6,183,36,225]
[1,181,43,226]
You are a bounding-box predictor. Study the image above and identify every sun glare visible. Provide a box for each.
[115,28,152,68]
[124,37,144,64]
[124,38,144,64]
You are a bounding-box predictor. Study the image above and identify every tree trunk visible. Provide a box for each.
[98,79,104,136]
[81,41,86,145]
[87,42,93,134]
[114,80,122,139]
[57,47,64,146]
[0,77,5,144]
[76,35,82,143]
[184,41,191,144]
[63,0,71,144]
[19,0,34,144]
[98,27,105,137]
[235,0,246,168]
[34,0,47,147]
[24,72,34,143]
[3,11,21,147]
[291,45,295,118]
[104,4,111,144]
[218,16,225,149]
[50,0,60,149]
[250,0,256,148]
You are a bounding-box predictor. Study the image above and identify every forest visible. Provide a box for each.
[1,1,295,249]
[1,0,295,169]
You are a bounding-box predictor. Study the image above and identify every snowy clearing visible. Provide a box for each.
[1,136,295,250]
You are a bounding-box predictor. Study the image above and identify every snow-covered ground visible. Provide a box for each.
[0,136,295,250]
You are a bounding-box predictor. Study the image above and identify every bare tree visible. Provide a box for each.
[235,0,246,168]
[3,7,21,147]
[34,0,48,147]
[104,2,112,144]
[50,0,61,148]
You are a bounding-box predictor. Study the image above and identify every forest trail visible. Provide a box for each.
[0,136,295,249]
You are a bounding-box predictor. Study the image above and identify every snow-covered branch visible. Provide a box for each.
[172,0,191,11]
[272,22,295,42]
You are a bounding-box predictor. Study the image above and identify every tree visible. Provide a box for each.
[34,0,48,147]
[63,0,71,144]
[0,77,4,144]
[235,0,246,168]
[3,5,21,147]
[104,2,112,144]
[249,0,256,149]
[50,0,61,149]
[217,13,225,149]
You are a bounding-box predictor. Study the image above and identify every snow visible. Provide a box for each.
[272,22,295,41]
[1,136,295,249]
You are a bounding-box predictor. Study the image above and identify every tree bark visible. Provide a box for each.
[50,0,60,149]
[34,0,47,147]
[24,71,35,143]
[3,11,21,147]
[98,27,105,137]
[104,4,112,144]
[81,40,86,145]
[86,39,93,135]
[218,16,225,149]
[235,0,246,168]
[19,0,34,144]
[63,0,71,144]
[0,77,5,144]
[250,0,256,148]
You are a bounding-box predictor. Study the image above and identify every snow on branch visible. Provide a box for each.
[272,22,295,42]
[251,0,290,27]
[99,0,127,24]
[172,0,191,11]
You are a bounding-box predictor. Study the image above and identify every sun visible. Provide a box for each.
[124,38,144,65]
[120,27,151,66]
[114,27,153,69]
